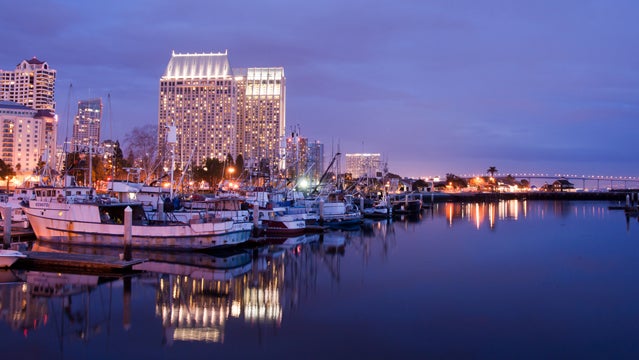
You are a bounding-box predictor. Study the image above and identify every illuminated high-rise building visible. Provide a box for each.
[0,57,56,111]
[158,51,285,170]
[284,132,308,181]
[0,57,58,176]
[345,153,381,179]
[235,67,286,168]
[307,141,324,183]
[72,98,102,150]
[0,101,53,176]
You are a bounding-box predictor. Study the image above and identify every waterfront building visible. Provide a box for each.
[235,67,286,171]
[158,51,285,171]
[71,98,103,151]
[0,101,54,178]
[345,153,381,179]
[0,57,56,111]
[284,132,308,181]
[0,57,58,180]
[307,141,324,184]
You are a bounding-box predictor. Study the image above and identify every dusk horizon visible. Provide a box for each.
[2,0,638,179]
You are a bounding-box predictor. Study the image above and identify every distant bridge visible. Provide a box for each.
[459,173,639,191]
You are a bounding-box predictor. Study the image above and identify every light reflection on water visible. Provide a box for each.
[1,200,638,359]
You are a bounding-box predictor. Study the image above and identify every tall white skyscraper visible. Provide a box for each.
[158,51,285,170]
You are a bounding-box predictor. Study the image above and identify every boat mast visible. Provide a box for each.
[166,125,177,199]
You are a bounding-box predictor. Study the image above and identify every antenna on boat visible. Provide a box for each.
[108,92,115,180]
[61,82,73,185]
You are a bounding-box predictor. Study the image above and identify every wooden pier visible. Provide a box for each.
[13,251,146,274]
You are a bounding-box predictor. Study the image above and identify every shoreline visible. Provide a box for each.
[420,190,635,203]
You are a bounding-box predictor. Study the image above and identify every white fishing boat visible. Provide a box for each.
[363,203,393,219]
[0,188,35,229]
[22,186,249,251]
[258,207,306,236]
[109,176,254,234]
[0,249,26,268]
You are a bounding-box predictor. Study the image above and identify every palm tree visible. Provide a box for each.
[487,166,498,179]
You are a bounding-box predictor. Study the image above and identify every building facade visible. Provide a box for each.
[0,101,48,176]
[0,57,56,111]
[235,67,286,170]
[158,51,285,171]
[284,133,308,181]
[307,140,324,183]
[0,57,58,180]
[345,153,382,179]
[72,98,103,151]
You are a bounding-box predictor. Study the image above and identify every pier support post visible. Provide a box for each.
[157,197,165,222]
[626,194,630,208]
[123,206,132,261]
[2,206,11,249]
[319,199,325,223]
[359,197,364,212]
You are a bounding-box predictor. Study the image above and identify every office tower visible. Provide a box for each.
[159,51,237,168]
[285,132,309,181]
[0,101,49,176]
[158,51,285,171]
[307,140,324,183]
[235,67,286,170]
[0,57,56,111]
[72,98,102,151]
[345,153,381,179]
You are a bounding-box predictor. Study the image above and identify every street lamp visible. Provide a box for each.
[227,166,235,179]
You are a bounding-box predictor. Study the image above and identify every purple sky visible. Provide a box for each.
[2,0,638,178]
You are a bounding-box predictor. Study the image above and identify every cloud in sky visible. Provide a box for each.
[1,0,638,177]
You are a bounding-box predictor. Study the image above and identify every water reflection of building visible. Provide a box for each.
[0,270,115,339]
[148,250,253,345]
[443,200,526,229]
[0,274,43,333]
[153,239,326,345]
[157,274,239,344]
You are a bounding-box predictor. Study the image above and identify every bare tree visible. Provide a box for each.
[124,125,159,181]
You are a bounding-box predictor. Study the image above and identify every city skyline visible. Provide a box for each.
[1,1,638,178]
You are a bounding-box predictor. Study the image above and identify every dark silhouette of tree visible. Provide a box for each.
[0,159,16,191]
[124,125,159,180]
[487,166,498,179]
[259,158,270,178]
[446,173,468,189]
[235,154,244,176]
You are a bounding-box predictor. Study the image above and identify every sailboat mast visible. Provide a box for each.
[166,125,177,199]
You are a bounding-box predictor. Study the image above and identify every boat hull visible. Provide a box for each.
[23,204,250,251]
[262,219,306,236]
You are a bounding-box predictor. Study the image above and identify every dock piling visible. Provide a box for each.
[2,206,11,249]
[123,206,132,261]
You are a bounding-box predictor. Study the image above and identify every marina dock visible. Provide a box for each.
[13,251,146,273]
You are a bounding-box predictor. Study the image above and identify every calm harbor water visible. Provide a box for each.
[1,200,639,359]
